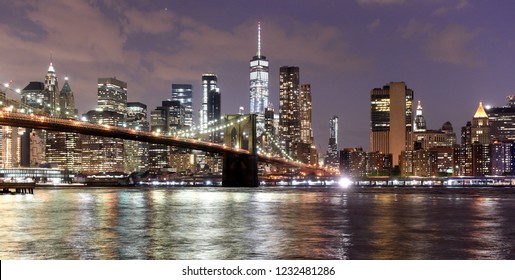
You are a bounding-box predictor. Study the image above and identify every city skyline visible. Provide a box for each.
[1,1,515,150]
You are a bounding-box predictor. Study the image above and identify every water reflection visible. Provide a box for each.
[1,187,515,259]
[467,197,507,259]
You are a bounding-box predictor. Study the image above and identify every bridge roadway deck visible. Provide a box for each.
[0,111,314,169]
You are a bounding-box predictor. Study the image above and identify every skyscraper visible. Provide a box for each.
[471,101,490,145]
[249,22,269,136]
[59,77,76,119]
[171,84,193,129]
[370,82,414,167]
[81,77,127,174]
[42,62,59,116]
[325,116,339,168]
[299,84,313,145]
[279,66,301,159]
[461,121,472,145]
[413,100,426,132]
[125,102,149,172]
[471,101,492,176]
[207,88,221,143]
[486,95,515,141]
[298,84,317,164]
[491,140,514,176]
[1,126,20,168]
[200,73,218,130]
[97,77,127,115]
[149,100,184,169]
[21,82,45,111]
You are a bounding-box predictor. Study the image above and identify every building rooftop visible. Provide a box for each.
[22,81,45,91]
[474,101,488,119]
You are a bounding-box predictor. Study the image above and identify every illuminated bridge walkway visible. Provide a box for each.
[0,111,328,187]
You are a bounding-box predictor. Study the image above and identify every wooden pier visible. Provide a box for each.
[0,182,35,195]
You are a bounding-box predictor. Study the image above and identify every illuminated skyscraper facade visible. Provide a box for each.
[207,88,222,143]
[413,100,426,132]
[125,102,149,172]
[279,66,301,159]
[81,110,125,174]
[149,100,184,169]
[298,84,317,164]
[21,82,45,110]
[42,62,59,116]
[97,77,127,115]
[370,82,414,167]
[486,96,515,141]
[471,101,491,145]
[325,116,339,168]
[200,73,218,130]
[171,84,193,129]
[299,84,313,145]
[471,102,492,176]
[81,77,127,174]
[250,23,269,136]
[1,126,21,168]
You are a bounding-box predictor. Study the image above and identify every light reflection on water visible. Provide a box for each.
[1,187,515,260]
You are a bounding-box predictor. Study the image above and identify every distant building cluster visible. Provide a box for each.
[339,81,515,179]
[0,23,324,180]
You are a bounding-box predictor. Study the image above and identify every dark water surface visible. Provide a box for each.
[1,186,515,260]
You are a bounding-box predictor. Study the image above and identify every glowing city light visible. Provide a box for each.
[338,177,352,188]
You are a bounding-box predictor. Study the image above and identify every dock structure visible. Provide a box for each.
[0,182,35,195]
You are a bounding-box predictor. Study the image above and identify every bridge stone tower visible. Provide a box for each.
[223,114,258,187]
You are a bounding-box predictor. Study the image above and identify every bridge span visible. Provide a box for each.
[0,111,326,186]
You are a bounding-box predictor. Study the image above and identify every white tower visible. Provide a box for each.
[249,22,269,135]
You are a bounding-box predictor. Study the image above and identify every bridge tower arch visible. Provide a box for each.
[222,114,258,187]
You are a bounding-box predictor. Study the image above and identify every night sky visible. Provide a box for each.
[1,0,514,151]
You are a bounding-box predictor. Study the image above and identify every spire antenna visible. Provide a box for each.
[257,22,261,57]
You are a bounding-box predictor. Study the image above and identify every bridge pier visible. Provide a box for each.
[222,154,258,187]
[222,114,258,187]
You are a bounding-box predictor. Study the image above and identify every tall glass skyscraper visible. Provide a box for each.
[171,84,193,129]
[200,73,218,130]
[486,96,515,141]
[250,22,269,135]
[208,88,221,143]
[126,102,149,172]
[97,77,127,116]
[325,116,339,169]
[299,84,313,145]
[279,66,301,158]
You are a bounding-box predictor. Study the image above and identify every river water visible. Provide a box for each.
[1,186,515,260]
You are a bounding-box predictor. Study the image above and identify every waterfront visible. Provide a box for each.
[1,186,515,259]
